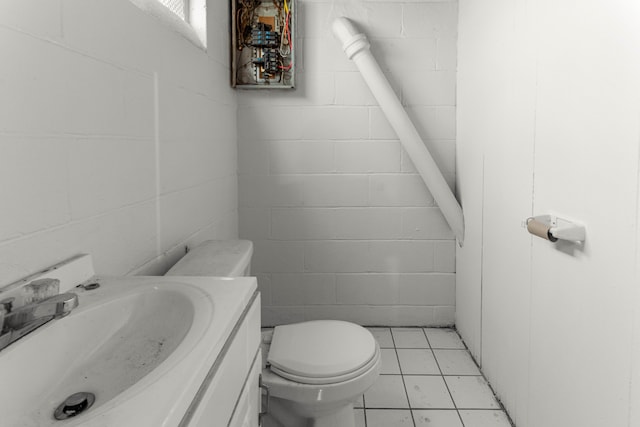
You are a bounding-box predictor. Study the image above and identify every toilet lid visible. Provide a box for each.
[267,320,377,384]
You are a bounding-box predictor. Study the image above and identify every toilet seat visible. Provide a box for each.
[270,345,380,385]
[267,320,378,385]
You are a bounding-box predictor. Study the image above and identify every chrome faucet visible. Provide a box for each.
[0,292,78,351]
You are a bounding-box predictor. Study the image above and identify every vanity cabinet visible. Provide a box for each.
[228,350,262,427]
[186,293,261,427]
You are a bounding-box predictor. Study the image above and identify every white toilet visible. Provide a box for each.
[166,240,381,427]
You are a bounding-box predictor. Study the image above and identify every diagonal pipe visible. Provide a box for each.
[332,17,464,244]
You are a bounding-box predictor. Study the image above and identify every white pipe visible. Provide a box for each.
[332,17,465,244]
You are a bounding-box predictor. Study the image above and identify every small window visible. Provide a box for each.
[157,0,188,21]
[130,0,206,48]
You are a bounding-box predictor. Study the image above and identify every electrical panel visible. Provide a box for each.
[231,0,295,89]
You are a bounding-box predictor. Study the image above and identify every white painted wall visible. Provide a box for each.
[0,0,237,287]
[237,0,459,326]
[633,190,640,426]
[457,1,640,426]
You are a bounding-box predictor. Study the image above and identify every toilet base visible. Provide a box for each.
[268,396,356,427]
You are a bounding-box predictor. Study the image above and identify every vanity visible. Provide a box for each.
[183,287,262,427]
[0,255,262,427]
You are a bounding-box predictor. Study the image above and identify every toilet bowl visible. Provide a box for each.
[165,240,381,427]
[262,320,381,427]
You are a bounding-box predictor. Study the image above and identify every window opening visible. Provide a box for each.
[157,0,188,21]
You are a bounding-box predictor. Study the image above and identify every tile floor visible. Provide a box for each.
[352,328,513,427]
[262,327,513,427]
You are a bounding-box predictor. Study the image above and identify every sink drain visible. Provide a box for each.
[54,392,95,420]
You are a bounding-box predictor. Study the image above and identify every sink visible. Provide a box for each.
[0,273,256,427]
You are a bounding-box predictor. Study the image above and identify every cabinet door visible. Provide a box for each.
[185,295,261,427]
[228,348,262,427]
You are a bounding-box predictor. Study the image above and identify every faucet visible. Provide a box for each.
[0,292,78,351]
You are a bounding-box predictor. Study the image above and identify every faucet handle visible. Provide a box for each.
[26,278,60,303]
[0,298,15,314]
[49,293,79,318]
[0,298,12,335]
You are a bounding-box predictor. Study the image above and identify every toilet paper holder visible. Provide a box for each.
[525,214,586,243]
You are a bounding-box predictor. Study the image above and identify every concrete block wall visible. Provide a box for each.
[238,0,458,326]
[0,0,237,286]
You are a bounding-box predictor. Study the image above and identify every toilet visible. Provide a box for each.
[166,240,381,427]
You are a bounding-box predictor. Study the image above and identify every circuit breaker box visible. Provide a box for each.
[231,0,295,89]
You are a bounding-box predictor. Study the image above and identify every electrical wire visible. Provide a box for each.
[279,4,292,56]
[236,0,293,83]
[237,0,259,50]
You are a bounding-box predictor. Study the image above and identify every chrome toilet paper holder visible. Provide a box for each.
[525,214,586,243]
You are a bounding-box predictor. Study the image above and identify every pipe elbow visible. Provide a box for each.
[332,17,360,42]
[332,17,370,59]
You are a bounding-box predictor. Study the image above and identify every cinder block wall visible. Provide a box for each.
[238,0,458,326]
[0,0,237,285]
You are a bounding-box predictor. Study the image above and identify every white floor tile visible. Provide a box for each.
[445,376,500,409]
[381,348,401,374]
[404,376,455,409]
[459,410,512,427]
[397,349,441,375]
[366,409,414,427]
[368,327,395,348]
[365,375,410,408]
[424,328,465,349]
[354,408,366,427]
[268,324,510,427]
[392,328,430,348]
[413,410,464,427]
[433,350,480,375]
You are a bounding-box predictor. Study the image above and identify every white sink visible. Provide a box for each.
[0,273,257,427]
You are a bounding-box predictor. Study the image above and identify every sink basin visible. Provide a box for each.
[0,275,256,427]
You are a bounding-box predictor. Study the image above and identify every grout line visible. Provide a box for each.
[402,373,483,377]
[366,407,454,410]
[422,328,467,427]
[360,328,513,427]
[362,382,368,427]
[390,347,467,350]
[390,328,417,427]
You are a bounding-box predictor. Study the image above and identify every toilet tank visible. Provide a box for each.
[165,240,253,277]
